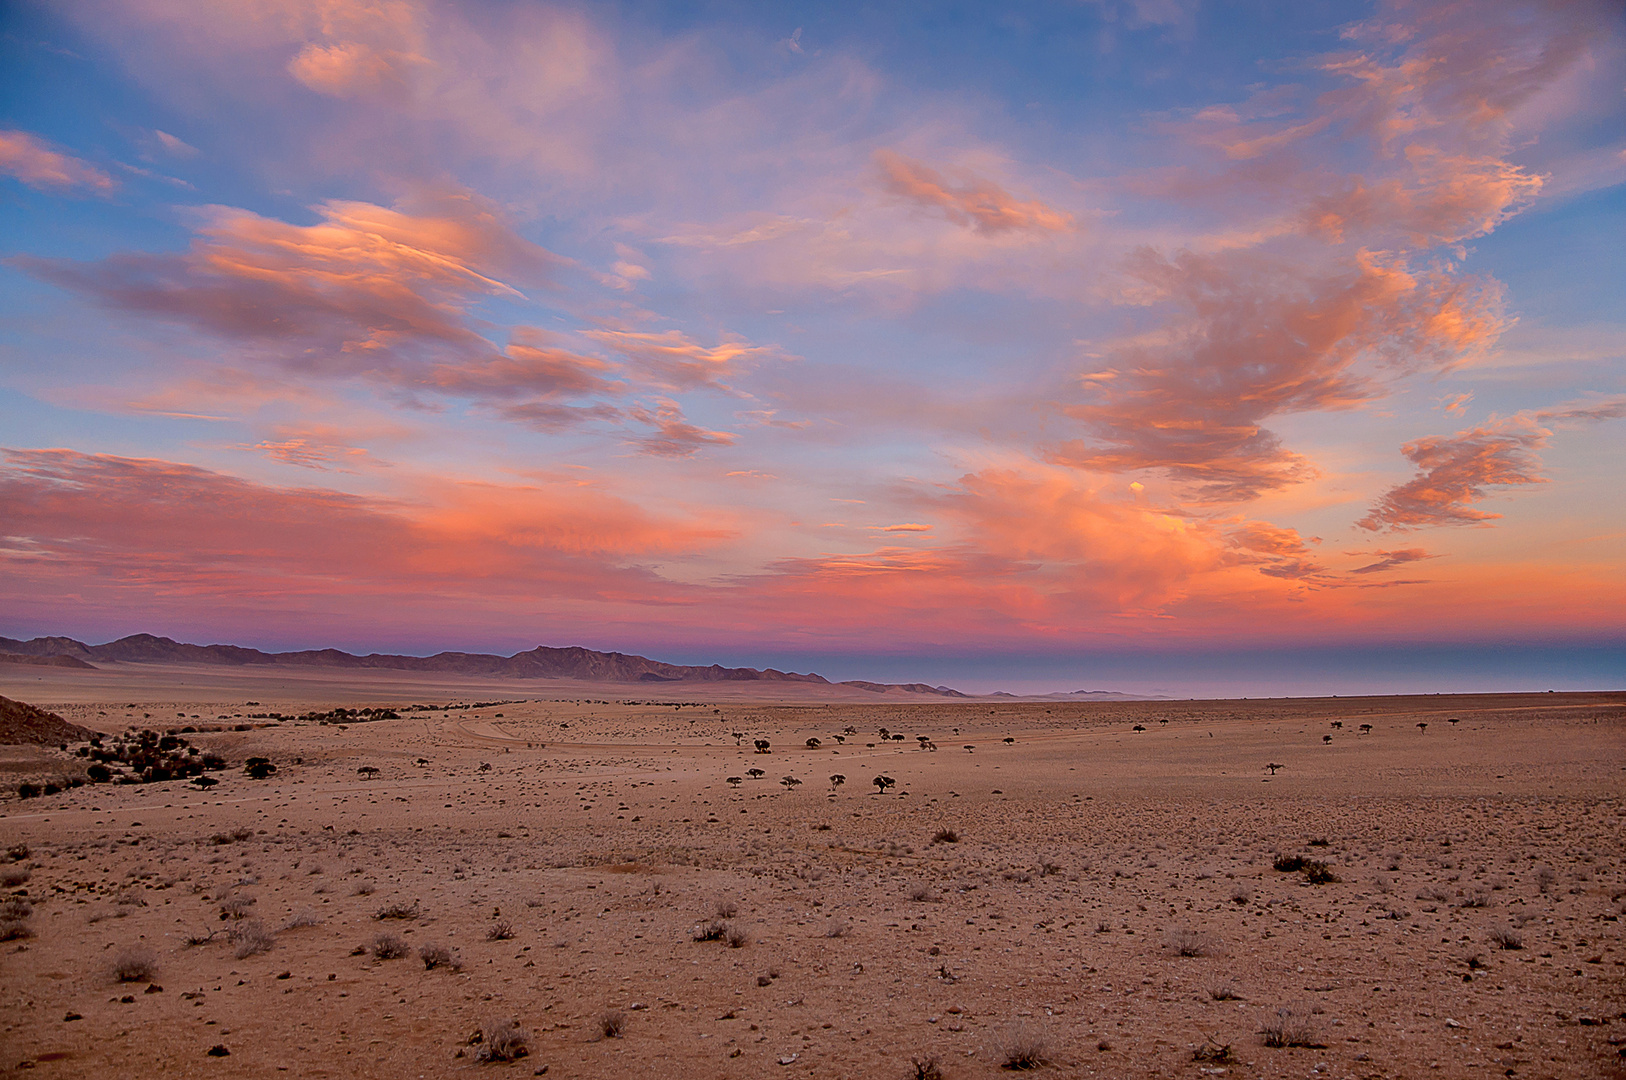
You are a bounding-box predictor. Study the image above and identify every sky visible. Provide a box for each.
[1,0,1623,696]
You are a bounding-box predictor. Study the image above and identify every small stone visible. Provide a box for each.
[144,984,163,994]
[63,1013,82,1022]
[1446,1018,1462,1028]
[778,1054,799,1065]
[207,1045,230,1057]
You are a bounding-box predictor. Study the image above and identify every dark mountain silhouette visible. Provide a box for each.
[0,694,96,745]
[0,652,97,670]
[0,634,967,696]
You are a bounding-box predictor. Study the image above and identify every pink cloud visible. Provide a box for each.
[1358,398,1625,531]
[1054,247,1506,501]
[0,129,116,194]
[583,329,780,393]
[0,448,726,618]
[874,149,1073,235]
[625,400,736,458]
[288,39,427,98]
[1350,548,1435,575]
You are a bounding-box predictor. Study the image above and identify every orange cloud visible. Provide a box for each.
[1359,398,1626,531]
[583,329,780,393]
[1055,247,1505,501]
[23,189,552,364]
[1350,548,1435,575]
[288,39,427,98]
[874,149,1073,235]
[625,400,736,458]
[0,448,725,620]
[15,190,655,430]
[0,129,116,194]
[1149,1,1605,253]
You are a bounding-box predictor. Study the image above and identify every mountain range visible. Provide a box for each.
[0,634,968,696]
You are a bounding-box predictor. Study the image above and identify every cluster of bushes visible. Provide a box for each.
[73,729,227,784]
[251,706,400,724]
[17,776,86,799]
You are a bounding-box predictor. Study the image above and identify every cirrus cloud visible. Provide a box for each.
[0,129,117,194]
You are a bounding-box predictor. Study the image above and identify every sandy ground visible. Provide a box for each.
[0,668,1621,1079]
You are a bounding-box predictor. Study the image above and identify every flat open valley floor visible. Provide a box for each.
[0,672,1621,1079]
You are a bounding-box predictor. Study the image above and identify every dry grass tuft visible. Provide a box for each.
[595,1010,626,1039]
[993,1024,1048,1070]
[1167,927,1217,957]
[371,932,410,960]
[911,1053,945,1079]
[419,942,461,970]
[112,946,158,983]
[474,1017,531,1062]
[230,920,275,958]
[1259,1003,1320,1048]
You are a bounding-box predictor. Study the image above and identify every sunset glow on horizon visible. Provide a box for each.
[2,1,1623,695]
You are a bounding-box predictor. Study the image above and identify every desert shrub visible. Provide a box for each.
[1193,1039,1234,1063]
[112,947,158,982]
[993,1024,1048,1070]
[907,883,940,903]
[1229,885,1251,904]
[1209,983,1241,1001]
[374,901,420,920]
[0,866,30,888]
[372,932,410,960]
[1259,1003,1319,1048]
[485,920,515,941]
[823,921,849,938]
[911,1054,945,1080]
[713,899,739,918]
[5,844,28,862]
[1167,927,1217,957]
[16,783,39,799]
[1,898,32,920]
[475,1018,531,1063]
[1272,854,1305,873]
[1488,926,1523,950]
[596,1010,626,1039]
[1307,837,1329,848]
[419,942,460,970]
[1458,889,1491,908]
[0,919,32,941]
[230,920,275,958]
[1301,861,1340,885]
[218,895,256,919]
[692,919,727,942]
[1415,886,1451,903]
[931,827,960,844]
[723,924,750,948]
[281,909,322,930]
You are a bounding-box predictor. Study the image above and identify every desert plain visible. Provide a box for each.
[0,664,1621,1079]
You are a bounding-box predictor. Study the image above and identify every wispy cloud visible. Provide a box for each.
[874,149,1073,235]
[1054,248,1505,501]
[0,129,116,194]
[1359,398,1626,530]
